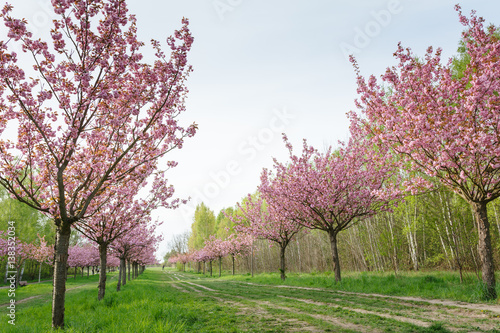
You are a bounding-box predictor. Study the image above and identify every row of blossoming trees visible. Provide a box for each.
[171,7,499,301]
[0,0,197,329]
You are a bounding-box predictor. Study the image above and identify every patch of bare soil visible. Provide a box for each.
[169,283,189,293]
[183,281,216,292]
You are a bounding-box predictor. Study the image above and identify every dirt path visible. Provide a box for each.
[163,272,500,332]
[0,275,118,307]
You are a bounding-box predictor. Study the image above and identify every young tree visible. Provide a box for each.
[230,195,302,281]
[0,1,195,327]
[111,221,161,291]
[261,135,399,282]
[76,173,179,300]
[225,233,253,275]
[30,234,54,282]
[351,6,499,299]
[203,235,228,277]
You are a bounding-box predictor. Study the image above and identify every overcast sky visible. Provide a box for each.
[5,0,500,259]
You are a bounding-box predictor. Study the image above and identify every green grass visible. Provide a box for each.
[213,270,500,303]
[1,268,499,332]
[0,269,245,333]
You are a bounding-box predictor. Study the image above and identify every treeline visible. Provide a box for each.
[166,186,500,280]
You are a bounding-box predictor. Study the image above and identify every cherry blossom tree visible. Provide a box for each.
[30,234,54,282]
[350,6,499,299]
[225,233,253,276]
[0,1,195,327]
[111,221,161,292]
[203,235,230,277]
[76,172,178,300]
[261,135,399,282]
[229,195,302,281]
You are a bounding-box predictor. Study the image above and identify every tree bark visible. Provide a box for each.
[232,255,235,276]
[328,230,341,283]
[51,222,72,329]
[471,201,497,299]
[117,261,122,292]
[127,260,131,281]
[251,241,254,278]
[38,262,42,283]
[279,244,286,281]
[97,243,108,301]
[121,258,127,287]
[219,257,222,277]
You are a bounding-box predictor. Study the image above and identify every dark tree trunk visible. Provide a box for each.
[87,266,89,278]
[127,260,131,281]
[121,257,127,287]
[328,230,341,283]
[232,255,235,276]
[117,262,122,292]
[472,201,497,299]
[209,261,213,277]
[51,222,72,329]
[97,243,108,301]
[279,244,287,281]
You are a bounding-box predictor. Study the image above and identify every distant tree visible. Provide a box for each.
[230,194,302,281]
[188,203,216,250]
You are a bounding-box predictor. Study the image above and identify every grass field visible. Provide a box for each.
[1,268,499,332]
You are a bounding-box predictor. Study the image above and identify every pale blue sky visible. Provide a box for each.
[5,0,500,257]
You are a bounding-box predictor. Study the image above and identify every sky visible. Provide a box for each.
[4,0,500,259]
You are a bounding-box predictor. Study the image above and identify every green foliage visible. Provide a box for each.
[0,187,53,244]
[188,203,216,250]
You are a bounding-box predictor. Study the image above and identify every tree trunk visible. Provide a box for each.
[121,258,127,287]
[117,262,122,292]
[251,241,254,278]
[219,257,222,277]
[471,201,497,299]
[38,262,42,283]
[209,261,213,277]
[51,222,72,329]
[87,266,89,278]
[19,261,25,282]
[279,244,286,281]
[4,261,9,284]
[127,260,131,281]
[98,243,108,301]
[232,255,235,276]
[328,231,341,283]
